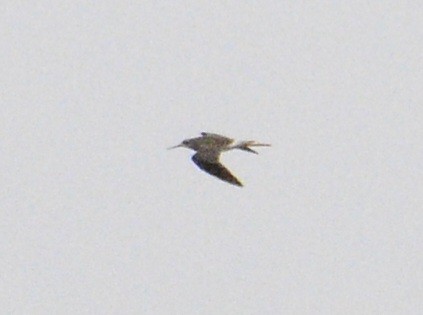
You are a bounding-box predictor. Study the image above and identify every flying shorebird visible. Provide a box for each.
[168,132,270,187]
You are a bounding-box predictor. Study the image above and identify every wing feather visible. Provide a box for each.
[200,132,234,146]
[191,153,243,187]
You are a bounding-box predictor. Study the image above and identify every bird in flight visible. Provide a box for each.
[168,132,270,187]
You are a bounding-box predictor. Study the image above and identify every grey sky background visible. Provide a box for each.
[1,1,422,314]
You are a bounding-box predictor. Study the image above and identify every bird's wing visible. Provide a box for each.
[191,152,243,187]
[200,132,234,145]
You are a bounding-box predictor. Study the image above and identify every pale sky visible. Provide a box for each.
[1,1,422,314]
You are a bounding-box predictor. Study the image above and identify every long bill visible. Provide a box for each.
[167,144,184,150]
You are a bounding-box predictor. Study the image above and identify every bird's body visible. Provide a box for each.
[168,132,270,187]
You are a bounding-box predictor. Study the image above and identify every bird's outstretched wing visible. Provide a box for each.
[200,132,230,139]
[191,152,243,187]
[200,132,234,146]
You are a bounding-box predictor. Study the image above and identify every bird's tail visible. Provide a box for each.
[234,141,271,154]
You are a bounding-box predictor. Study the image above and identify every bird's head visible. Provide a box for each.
[167,139,192,150]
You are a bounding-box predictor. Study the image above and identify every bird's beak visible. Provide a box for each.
[167,143,184,150]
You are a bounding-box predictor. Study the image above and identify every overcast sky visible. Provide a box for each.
[1,1,422,314]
